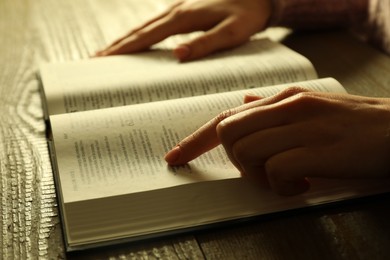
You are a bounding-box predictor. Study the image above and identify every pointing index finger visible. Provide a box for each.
[164,100,257,166]
[164,117,221,165]
[164,87,311,166]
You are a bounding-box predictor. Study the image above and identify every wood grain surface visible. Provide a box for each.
[1,0,389,259]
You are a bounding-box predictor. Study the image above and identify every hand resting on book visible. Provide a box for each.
[164,87,390,196]
[94,0,390,60]
[95,0,272,61]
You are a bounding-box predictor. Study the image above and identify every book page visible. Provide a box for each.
[50,78,345,203]
[40,39,317,116]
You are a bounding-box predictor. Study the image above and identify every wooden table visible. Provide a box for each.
[1,0,390,259]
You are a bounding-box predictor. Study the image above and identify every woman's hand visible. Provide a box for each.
[165,88,390,195]
[95,0,272,61]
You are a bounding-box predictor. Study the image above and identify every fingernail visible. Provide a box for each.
[90,52,100,58]
[164,146,181,165]
[173,45,191,61]
[93,50,103,57]
[243,93,261,103]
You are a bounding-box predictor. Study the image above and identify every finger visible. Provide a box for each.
[243,94,262,104]
[220,87,316,169]
[175,16,253,61]
[95,1,184,56]
[265,148,317,195]
[165,87,310,166]
[264,139,372,195]
[97,6,213,56]
[130,1,185,34]
[216,87,313,165]
[238,163,270,190]
[97,19,183,56]
[231,124,303,171]
[230,123,303,191]
[164,119,221,166]
[165,101,262,166]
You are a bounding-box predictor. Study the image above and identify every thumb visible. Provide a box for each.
[266,150,311,196]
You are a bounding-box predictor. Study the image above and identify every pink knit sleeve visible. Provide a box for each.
[367,0,390,54]
[270,0,390,55]
[270,0,368,29]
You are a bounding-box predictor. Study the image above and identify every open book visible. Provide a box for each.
[39,39,390,251]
